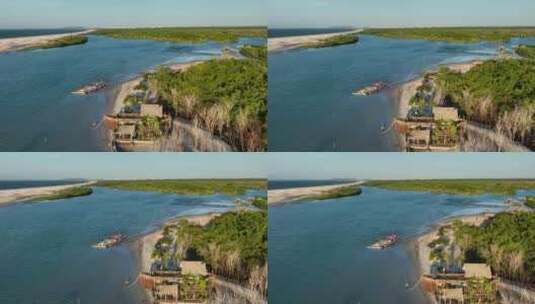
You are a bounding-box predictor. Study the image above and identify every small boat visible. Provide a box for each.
[353,81,387,96]
[72,81,106,95]
[367,234,398,250]
[93,233,127,249]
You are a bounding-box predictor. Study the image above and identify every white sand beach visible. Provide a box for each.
[268,181,364,204]
[0,30,94,53]
[268,29,362,52]
[0,181,96,205]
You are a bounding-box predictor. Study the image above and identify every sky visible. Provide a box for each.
[268,0,535,28]
[267,153,535,180]
[0,153,266,180]
[0,0,265,28]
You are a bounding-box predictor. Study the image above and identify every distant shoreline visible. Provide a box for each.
[0,29,94,53]
[0,181,96,205]
[268,29,362,52]
[268,181,364,204]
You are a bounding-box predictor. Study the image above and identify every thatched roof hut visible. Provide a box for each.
[180,261,208,276]
[141,104,163,118]
[433,107,459,121]
[463,263,492,279]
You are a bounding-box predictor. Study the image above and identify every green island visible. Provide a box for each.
[96,179,266,195]
[95,27,266,43]
[362,27,535,43]
[146,54,267,151]
[152,208,267,300]
[367,179,535,195]
[36,186,93,201]
[239,44,267,61]
[24,35,88,50]
[436,59,535,148]
[302,34,359,49]
[304,185,362,201]
[516,44,535,59]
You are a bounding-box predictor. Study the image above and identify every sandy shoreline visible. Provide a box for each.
[413,212,496,278]
[396,60,484,118]
[268,29,362,52]
[137,212,223,273]
[268,181,364,204]
[0,181,96,205]
[110,60,206,116]
[0,30,95,53]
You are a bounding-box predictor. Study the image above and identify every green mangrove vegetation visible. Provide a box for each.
[24,35,88,50]
[239,44,267,61]
[146,56,267,151]
[95,27,266,43]
[525,196,535,209]
[302,34,359,49]
[97,179,266,195]
[453,212,535,284]
[305,185,362,201]
[37,186,93,201]
[250,196,267,210]
[516,44,535,59]
[436,59,535,147]
[362,27,535,43]
[154,210,267,297]
[367,179,535,195]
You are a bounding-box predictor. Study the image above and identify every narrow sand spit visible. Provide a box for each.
[268,29,362,52]
[268,181,364,205]
[0,30,95,53]
[0,181,96,205]
[139,213,222,273]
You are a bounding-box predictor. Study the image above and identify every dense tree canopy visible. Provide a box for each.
[148,57,267,151]
[454,212,535,284]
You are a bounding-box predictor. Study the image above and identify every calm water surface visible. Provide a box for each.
[269,186,535,304]
[269,35,535,151]
[0,35,263,151]
[0,186,263,303]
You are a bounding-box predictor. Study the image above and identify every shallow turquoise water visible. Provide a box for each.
[0,186,263,303]
[268,35,535,151]
[268,186,535,303]
[0,35,263,151]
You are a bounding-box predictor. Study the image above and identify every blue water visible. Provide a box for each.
[0,180,85,190]
[268,35,535,151]
[269,186,535,304]
[268,28,353,38]
[0,186,263,303]
[0,35,264,151]
[0,28,84,39]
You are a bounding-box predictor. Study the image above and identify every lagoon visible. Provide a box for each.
[0,35,263,151]
[268,186,534,303]
[0,186,261,303]
[268,34,535,151]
